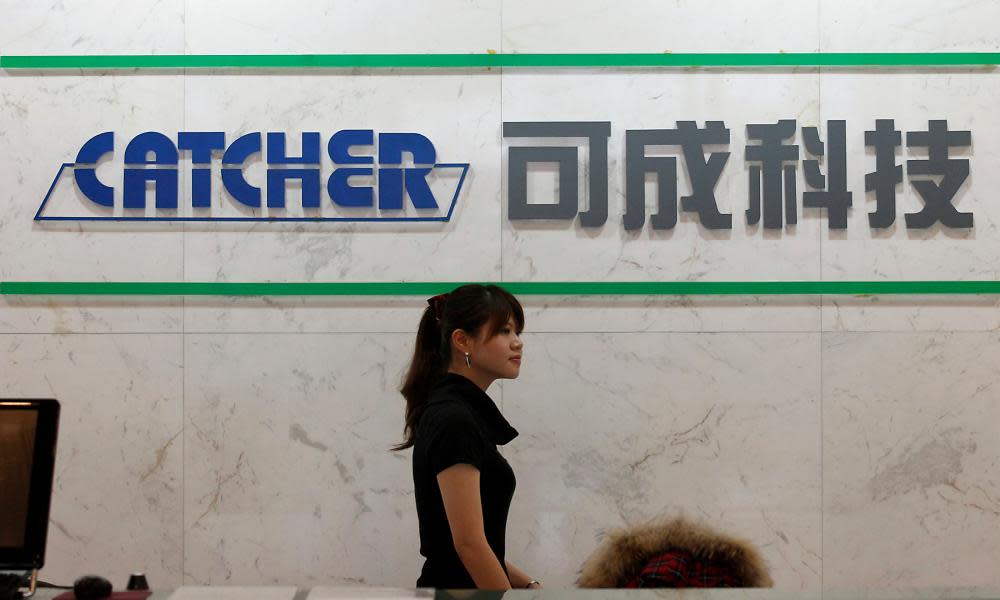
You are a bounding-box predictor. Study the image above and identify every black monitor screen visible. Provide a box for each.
[0,409,38,547]
[0,399,59,570]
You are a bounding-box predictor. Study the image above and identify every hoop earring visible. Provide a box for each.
[464,352,471,368]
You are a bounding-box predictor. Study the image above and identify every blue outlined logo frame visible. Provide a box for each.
[34,162,470,223]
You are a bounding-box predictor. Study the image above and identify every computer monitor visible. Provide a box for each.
[0,399,59,571]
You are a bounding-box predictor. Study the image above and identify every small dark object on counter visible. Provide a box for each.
[72,575,113,600]
[125,574,148,592]
[0,573,26,600]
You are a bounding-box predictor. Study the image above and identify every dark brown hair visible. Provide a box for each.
[391,284,524,451]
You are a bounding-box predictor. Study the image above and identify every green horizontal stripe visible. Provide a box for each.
[2,281,1000,296]
[3,53,1000,70]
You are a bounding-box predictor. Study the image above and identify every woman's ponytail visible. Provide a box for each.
[392,305,446,451]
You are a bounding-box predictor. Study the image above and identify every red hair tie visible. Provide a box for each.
[427,293,449,324]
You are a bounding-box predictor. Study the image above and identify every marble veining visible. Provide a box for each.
[1,0,999,592]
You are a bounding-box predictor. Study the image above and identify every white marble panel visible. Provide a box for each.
[182,295,820,335]
[185,0,500,54]
[0,333,184,587]
[0,73,185,281]
[501,71,823,292]
[501,0,819,53]
[0,0,183,54]
[823,332,1000,588]
[0,72,185,332]
[0,296,182,334]
[522,296,820,334]
[183,333,421,586]
[501,332,822,589]
[821,295,1000,333]
[180,72,501,284]
[820,0,1000,53]
[817,71,1000,331]
[183,296,424,334]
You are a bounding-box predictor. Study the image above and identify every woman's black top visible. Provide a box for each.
[412,372,519,588]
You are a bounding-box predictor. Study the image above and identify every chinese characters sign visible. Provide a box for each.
[504,120,973,230]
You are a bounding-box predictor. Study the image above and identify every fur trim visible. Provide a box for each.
[577,516,774,588]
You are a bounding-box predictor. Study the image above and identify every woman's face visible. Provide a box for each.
[470,317,524,381]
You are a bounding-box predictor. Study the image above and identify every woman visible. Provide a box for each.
[392,284,542,590]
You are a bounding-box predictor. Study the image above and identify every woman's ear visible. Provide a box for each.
[450,328,471,354]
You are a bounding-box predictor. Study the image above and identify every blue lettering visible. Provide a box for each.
[74,132,115,207]
[221,132,262,208]
[328,130,374,207]
[178,132,225,208]
[328,169,374,207]
[67,130,449,217]
[266,132,320,208]
[123,132,178,209]
[328,130,374,164]
[377,133,438,210]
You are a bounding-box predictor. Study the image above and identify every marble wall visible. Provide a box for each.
[1,0,998,591]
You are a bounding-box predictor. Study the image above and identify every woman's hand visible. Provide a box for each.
[504,559,541,590]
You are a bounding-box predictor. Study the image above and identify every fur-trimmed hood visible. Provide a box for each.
[577,516,774,588]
